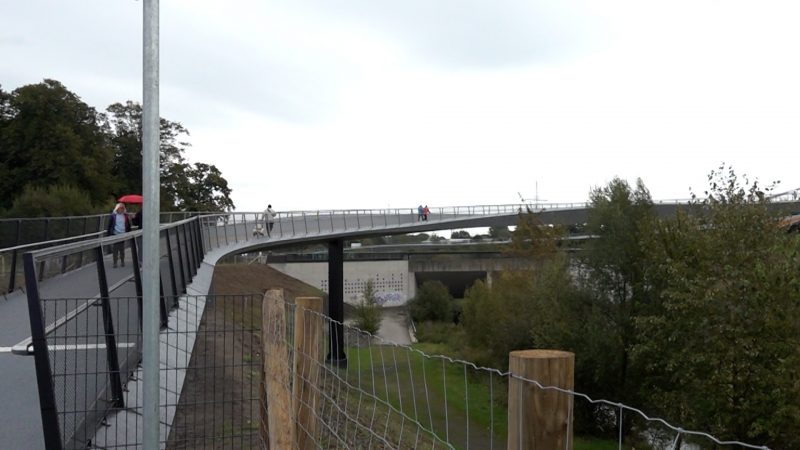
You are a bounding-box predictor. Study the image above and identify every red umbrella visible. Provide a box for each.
[118,194,144,204]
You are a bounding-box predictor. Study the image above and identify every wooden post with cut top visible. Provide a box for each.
[507,349,574,450]
[262,289,293,449]
[293,297,323,450]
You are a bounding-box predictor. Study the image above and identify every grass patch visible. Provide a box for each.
[340,340,626,450]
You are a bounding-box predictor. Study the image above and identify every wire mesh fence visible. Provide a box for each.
[261,293,771,450]
[30,290,772,450]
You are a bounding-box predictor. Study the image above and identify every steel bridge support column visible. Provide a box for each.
[327,239,347,367]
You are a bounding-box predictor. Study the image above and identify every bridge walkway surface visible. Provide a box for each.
[0,257,137,449]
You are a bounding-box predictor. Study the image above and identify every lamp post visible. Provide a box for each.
[142,0,160,448]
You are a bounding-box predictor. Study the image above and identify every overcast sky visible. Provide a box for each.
[2,1,799,212]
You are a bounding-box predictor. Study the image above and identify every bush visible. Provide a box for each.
[414,321,464,345]
[5,184,96,217]
[353,279,381,335]
[409,280,453,322]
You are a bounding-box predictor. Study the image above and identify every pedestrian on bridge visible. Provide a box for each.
[107,203,131,268]
[423,205,430,221]
[417,205,424,221]
[265,204,277,237]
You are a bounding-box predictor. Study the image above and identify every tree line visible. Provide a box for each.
[411,166,800,448]
[0,79,234,217]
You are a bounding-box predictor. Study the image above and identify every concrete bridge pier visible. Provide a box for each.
[326,239,347,368]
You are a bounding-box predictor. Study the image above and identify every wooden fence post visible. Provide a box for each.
[262,289,293,449]
[507,349,574,450]
[293,297,323,450]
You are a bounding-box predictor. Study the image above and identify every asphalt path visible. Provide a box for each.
[0,251,141,450]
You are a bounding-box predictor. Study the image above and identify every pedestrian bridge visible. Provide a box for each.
[1,199,795,449]
[0,202,564,449]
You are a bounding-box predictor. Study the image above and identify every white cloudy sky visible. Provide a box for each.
[2,0,799,212]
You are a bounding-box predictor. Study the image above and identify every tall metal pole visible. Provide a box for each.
[143,0,160,448]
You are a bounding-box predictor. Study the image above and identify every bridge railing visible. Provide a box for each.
[0,231,108,295]
[0,212,204,296]
[194,205,530,252]
[20,216,206,450]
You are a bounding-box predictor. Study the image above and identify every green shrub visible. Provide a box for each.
[409,280,453,322]
[353,279,381,335]
[6,184,96,217]
[413,321,469,350]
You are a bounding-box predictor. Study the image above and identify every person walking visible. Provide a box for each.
[417,205,424,221]
[107,203,131,268]
[423,205,430,221]
[132,207,143,229]
[265,204,277,237]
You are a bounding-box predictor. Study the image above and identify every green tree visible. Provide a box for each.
[173,162,234,211]
[409,280,453,322]
[106,101,143,197]
[106,101,234,211]
[505,212,563,259]
[0,79,114,209]
[451,230,471,239]
[635,166,800,448]
[579,177,655,402]
[0,85,12,124]
[353,279,381,335]
[488,225,512,240]
[461,254,592,369]
[6,184,95,218]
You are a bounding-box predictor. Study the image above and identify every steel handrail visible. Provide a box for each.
[0,230,106,254]
[25,216,196,261]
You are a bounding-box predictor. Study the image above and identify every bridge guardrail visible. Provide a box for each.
[22,216,204,450]
[19,204,529,449]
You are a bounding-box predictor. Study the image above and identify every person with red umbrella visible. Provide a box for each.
[107,203,132,267]
[118,194,143,204]
[118,194,143,229]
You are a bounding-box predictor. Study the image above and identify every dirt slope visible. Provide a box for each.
[210,263,327,301]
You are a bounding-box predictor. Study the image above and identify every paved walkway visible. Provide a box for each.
[0,256,139,449]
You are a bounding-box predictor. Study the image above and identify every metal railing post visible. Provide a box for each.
[183,224,196,277]
[94,247,125,409]
[223,215,229,245]
[165,228,179,303]
[130,237,144,331]
[195,219,205,259]
[232,213,238,243]
[8,249,18,293]
[159,281,168,327]
[23,252,63,450]
[190,224,198,273]
[14,219,21,247]
[202,217,211,250]
[214,218,220,248]
[174,227,187,294]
